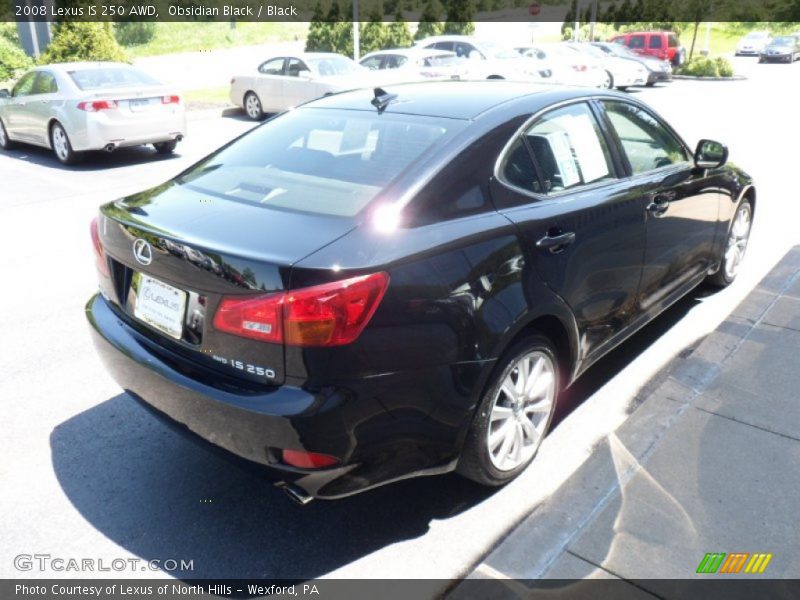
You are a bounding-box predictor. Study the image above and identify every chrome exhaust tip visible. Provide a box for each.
[275,482,313,505]
[176,134,184,142]
[104,143,115,153]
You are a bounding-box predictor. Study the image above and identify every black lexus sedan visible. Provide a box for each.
[87,82,754,501]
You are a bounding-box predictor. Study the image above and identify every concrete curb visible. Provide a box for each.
[451,246,800,592]
[672,75,747,81]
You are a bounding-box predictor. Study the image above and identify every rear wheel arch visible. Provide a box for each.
[47,118,61,148]
[506,314,576,389]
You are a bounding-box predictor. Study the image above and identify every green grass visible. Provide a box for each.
[182,86,233,108]
[124,22,308,58]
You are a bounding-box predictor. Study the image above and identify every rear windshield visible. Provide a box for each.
[68,67,160,90]
[178,108,466,217]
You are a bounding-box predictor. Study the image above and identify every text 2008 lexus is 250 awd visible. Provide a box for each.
[86,82,754,502]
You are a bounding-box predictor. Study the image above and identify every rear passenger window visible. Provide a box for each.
[629,35,646,49]
[603,101,688,174]
[258,58,285,75]
[505,103,615,195]
[649,36,663,49]
[668,34,679,48]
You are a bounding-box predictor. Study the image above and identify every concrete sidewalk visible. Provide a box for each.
[454,246,800,596]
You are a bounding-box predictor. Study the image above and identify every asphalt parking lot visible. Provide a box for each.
[1,56,798,589]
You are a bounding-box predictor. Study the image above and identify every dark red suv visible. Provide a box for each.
[610,31,686,67]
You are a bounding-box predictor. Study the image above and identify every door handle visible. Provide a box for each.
[536,231,575,252]
[646,192,674,217]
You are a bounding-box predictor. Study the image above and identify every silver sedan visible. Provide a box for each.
[0,62,186,164]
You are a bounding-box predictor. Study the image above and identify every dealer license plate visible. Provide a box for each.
[133,273,187,340]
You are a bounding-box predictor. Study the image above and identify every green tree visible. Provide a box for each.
[562,0,578,36]
[415,0,445,39]
[385,8,414,48]
[306,1,336,52]
[0,37,33,81]
[39,22,127,64]
[443,0,475,35]
[361,4,388,54]
[114,22,156,46]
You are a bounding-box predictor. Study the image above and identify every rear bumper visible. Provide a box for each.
[647,71,672,84]
[71,109,187,151]
[86,293,472,499]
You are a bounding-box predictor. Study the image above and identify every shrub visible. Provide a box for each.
[715,56,734,77]
[115,22,156,46]
[679,56,734,78]
[39,22,127,65]
[0,29,33,82]
[680,56,719,77]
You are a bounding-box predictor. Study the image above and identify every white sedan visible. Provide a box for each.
[0,62,186,164]
[231,53,382,120]
[564,43,649,90]
[359,47,467,82]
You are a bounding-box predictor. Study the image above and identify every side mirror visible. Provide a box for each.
[297,69,313,79]
[694,139,728,169]
[0,89,9,99]
[468,50,482,60]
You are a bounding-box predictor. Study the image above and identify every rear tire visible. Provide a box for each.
[707,200,752,288]
[154,140,178,155]
[244,91,264,121]
[458,335,559,486]
[0,118,16,150]
[50,121,80,165]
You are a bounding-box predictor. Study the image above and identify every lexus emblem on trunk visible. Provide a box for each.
[133,239,153,266]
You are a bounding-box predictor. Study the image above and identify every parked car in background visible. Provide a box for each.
[518,44,606,87]
[359,47,466,82]
[418,35,551,81]
[0,62,185,164]
[735,31,772,56]
[609,31,686,67]
[759,36,800,63]
[86,81,755,501]
[591,41,672,86]
[564,42,648,90]
[230,53,378,120]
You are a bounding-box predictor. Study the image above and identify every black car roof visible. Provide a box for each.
[303,80,603,120]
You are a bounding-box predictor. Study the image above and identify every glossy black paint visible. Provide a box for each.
[87,81,754,499]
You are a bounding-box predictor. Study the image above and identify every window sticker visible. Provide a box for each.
[562,113,610,184]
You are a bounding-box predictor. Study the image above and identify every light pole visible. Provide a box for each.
[353,0,360,61]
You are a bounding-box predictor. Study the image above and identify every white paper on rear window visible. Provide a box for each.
[561,112,610,184]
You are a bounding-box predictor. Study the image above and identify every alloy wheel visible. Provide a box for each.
[487,350,556,471]
[52,125,69,161]
[245,93,262,120]
[723,203,752,280]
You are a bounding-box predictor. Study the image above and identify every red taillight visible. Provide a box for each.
[281,449,339,469]
[213,293,284,343]
[90,217,110,276]
[284,272,389,346]
[162,95,180,104]
[77,100,117,112]
[213,272,389,347]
